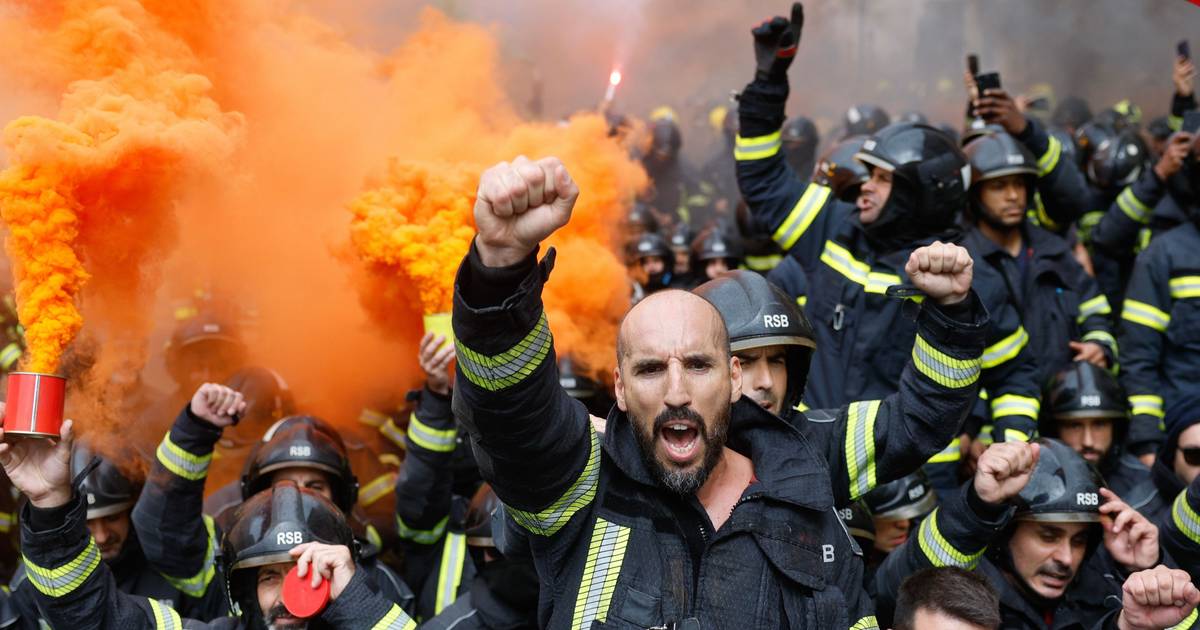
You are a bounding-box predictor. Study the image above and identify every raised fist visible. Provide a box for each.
[906,241,974,306]
[1117,565,1200,630]
[190,383,246,428]
[974,441,1039,506]
[474,156,579,268]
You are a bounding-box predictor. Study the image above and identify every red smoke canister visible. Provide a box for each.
[282,565,330,618]
[3,372,66,439]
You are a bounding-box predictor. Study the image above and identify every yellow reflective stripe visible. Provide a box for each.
[773,184,832,250]
[1169,114,1184,132]
[743,254,782,271]
[1172,491,1200,545]
[161,515,217,597]
[819,240,900,294]
[359,472,397,508]
[1004,428,1032,442]
[1169,607,1199,630]
[571,518,630,630]
[981,326,1029,369]
[977,424,995,446]
[147,598,182,630]
[1031,193,1061,233]
[1037,134,1062,176]
[1130,394,1165,419]
[845,400,881,500]
[407,413,457,453]
[1117,186,1153,224]
[380,418,406,450]
[912,335,981,389]
[927,437,962,463]
[1081,330,1118,356]
[734,130,783,161]
[850,616,880,630]
[0,511,14,534]
[434,532,467,614]
[366,524,382,551]
[22,538,101,598]
[796,295,807,308]
[358,408,390,428]
[0,343,20,370]
[510,426,600,536]
[917,508,985,568]
[155,433,212,481]
[371,604,417,630]
[455,312,552,392]
[1122,299,1171,332]
[1076,295,1113,323]
[396,514,448,545]
[793,400,809,412]
[991,394,1040,420]
[1170,276,1200,300]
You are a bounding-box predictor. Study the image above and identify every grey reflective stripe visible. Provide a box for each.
[396,514,448,545]
[436,532,467,613]
[991,397,1039,417]
[509,427,601,536]
[912,336,980,388]
[571,518,631,629]
[1173,492,1200,545]
[147,598,182,630]
[407,414,456,452]
[916,508,983,568]
[845,401,879,500]
[455,313,552,392]
[155,434,211,481]
[23,540,100,598]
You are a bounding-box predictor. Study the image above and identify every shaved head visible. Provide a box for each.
[613,289,739,495]
[617,290,730,366]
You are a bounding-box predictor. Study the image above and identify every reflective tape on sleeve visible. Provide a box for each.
[22,539,101,598]
[981,327,1029,369]
[1076,295,1113,323]
[455,312,552,392]
[912,335,981,389]
[917,508,985,569]
[371,604,417,630]
[155,433,212,481]
[1130,394,1165,419]
[509,426,600,536]
[991,394,1041,420]
[1037,134,1062,176]
[734,130,783,161]
[571,518,631,630]
[1122,299,1171,332]
[845,400,881,500]
[773,184,832,250]
[407,413,457,453]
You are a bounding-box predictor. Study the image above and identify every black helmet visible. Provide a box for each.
[838,501,876,551]
[690,227,745,264]
[814,135,870,202]
[648,117,682,160]
[164,310,246,385]
[73,445,138,520]
[224,367,295,432]
[1015,439,1104,523]
[633,231,673,266]
[1040,361,1128,442]
[1087,130,1147,190]
[667,223,692,253]
[863,470,937,521]
[1052,96,1093,132]
[1148,116,1174,143]
[855,122,971,243]
[964,130,1038,185]
[1073,122,1116,169]
[222,481,354,623]
[843,104,891,138]
[693,271,816,408]
[464,483,501,548]
[782,116,819,176]
[1095,100,1141,132]
[623,202,659,237]
[897,111,928,125]
[241,416,359,513]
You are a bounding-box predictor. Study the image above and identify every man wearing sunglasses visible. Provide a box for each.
[1148,394,1200,528]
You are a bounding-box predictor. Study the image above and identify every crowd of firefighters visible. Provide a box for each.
[1,3,1200,629]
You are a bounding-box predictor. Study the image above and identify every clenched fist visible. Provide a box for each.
[1117,565,1200,630]
[974,441,1040,506]
[906,241,974,306]
[190,383,246,428]
[474,156,580,268]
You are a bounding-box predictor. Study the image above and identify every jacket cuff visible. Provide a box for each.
[453,240,552,357]
[412,387,455,433]
[20,493,88,557]
[167,405,224,455]
[918,290,988,348]
[737,79,789,139]
[1172,92,1197,118]
[965,482,1012,523]
[1015,116,1049,159]
[321,569,399,626]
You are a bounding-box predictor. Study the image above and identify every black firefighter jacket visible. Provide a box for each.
[736,77,1042,448]
[448,240,989,629]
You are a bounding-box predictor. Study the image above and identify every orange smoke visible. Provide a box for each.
[0,1,242,376]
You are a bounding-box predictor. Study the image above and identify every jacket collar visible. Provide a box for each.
[602,398,834,512]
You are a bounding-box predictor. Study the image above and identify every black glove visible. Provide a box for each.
[752,2,804,82]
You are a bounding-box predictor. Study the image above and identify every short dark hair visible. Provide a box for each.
[893,567,1000,630]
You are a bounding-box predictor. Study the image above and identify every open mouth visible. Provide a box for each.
[1037,573,1071,592]
[659,419,700,464]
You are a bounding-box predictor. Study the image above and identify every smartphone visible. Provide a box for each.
[967,54,980,76]
[974,71,1001,93]
[1179,39,1191,61]
[1183,110,1200,134]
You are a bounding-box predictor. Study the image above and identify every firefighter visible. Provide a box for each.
[130,383,414,621]
[781,115,819,177]
[864,471,938,560]
[961,129,1118,385]
[690,226,745,282]
[1149,395,1200,528]
[454,127,987,625]
[667,222,694,278]
[699,104,741,218]
[840,103,891,139]
[1161,472,1200,587]
[639,111,713,228]
[875,439,1191,629]
[419,485,539,630]
[1040,362,1157,512]
[1,418,416,630]
[9,444,222,628]
[630,231,684,294]
[735,6,1045,473]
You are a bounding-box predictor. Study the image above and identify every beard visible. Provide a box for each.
[633,404,729,495]
[264,604,307,630]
